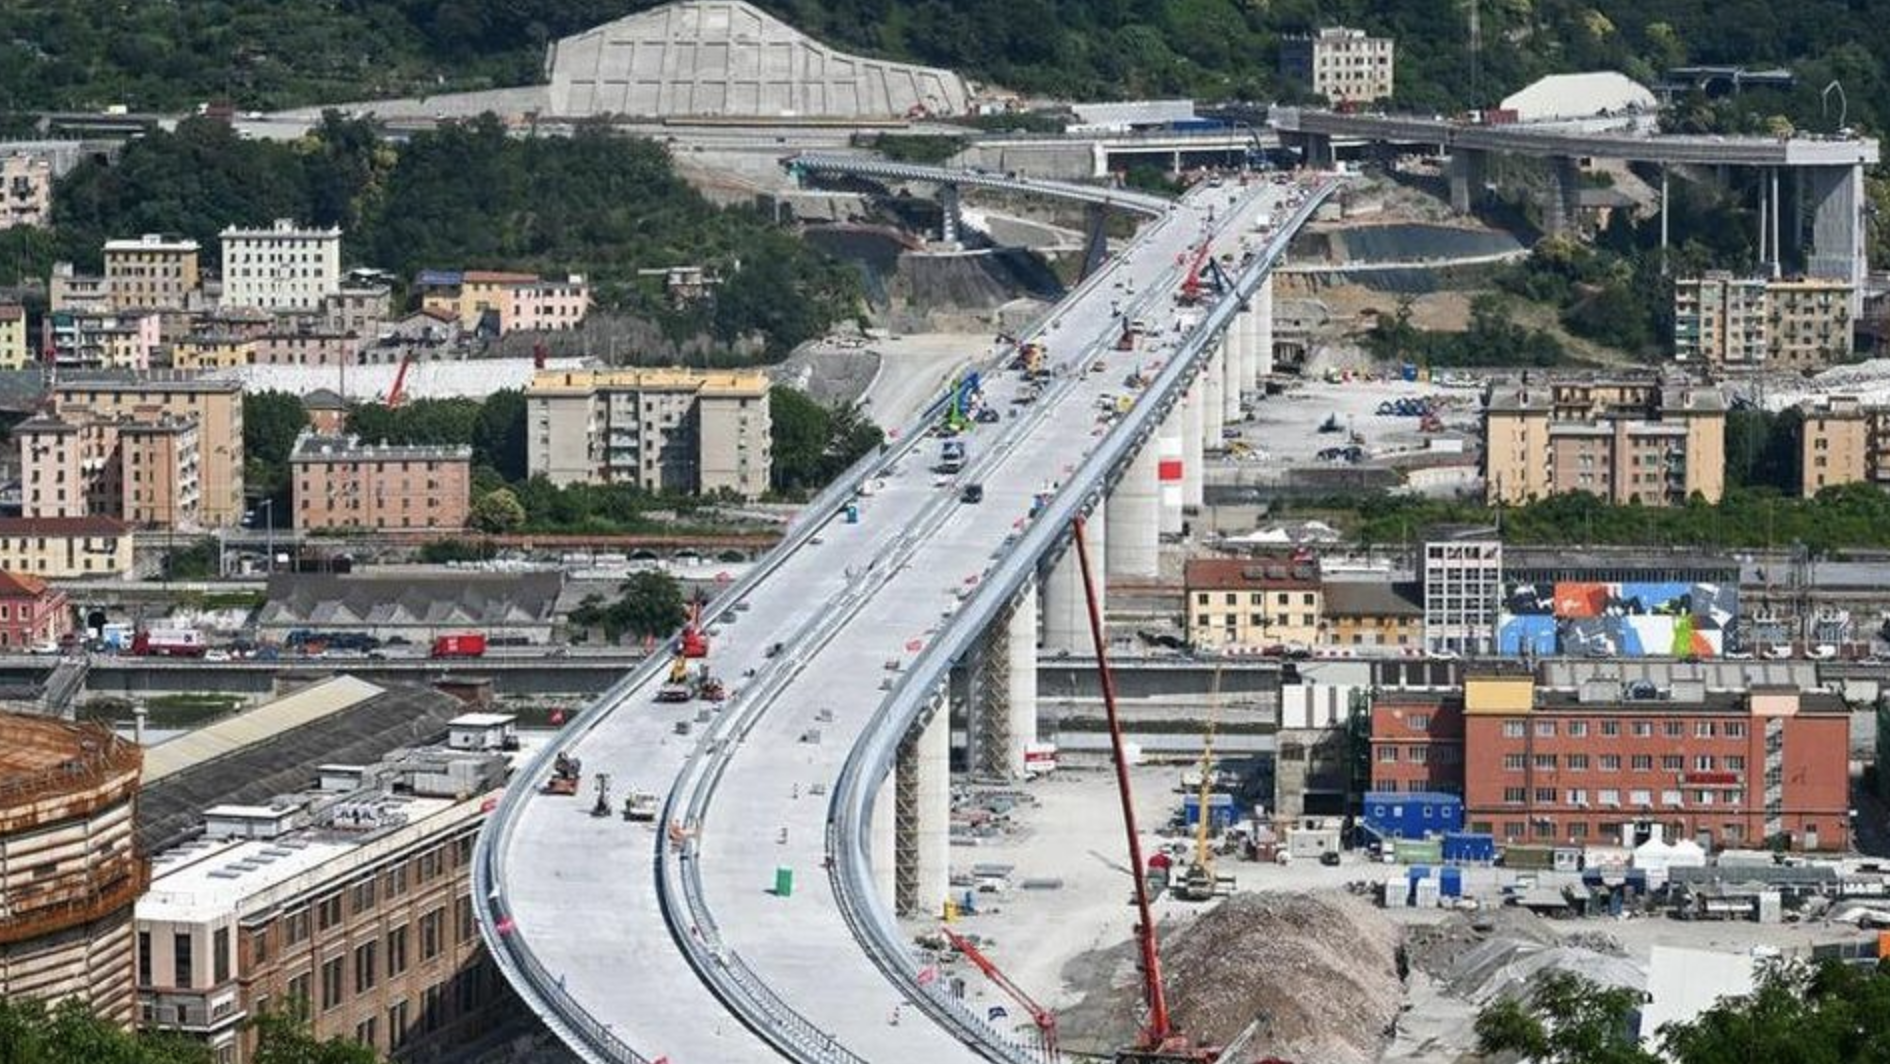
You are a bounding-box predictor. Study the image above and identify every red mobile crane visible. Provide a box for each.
[940,926,1058,1058]
[1070,516,1220,1064]
[1175,242,1216,306]
[679,597,710,658]
[386,351,418,408]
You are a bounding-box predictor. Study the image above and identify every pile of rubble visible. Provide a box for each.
[1160,891,1403,1064]
[1405,908,1641,1007]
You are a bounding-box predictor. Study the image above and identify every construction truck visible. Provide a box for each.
[623,790,659,821]
[543,752,583,796]
[695,664,727,702]
[657,652,695,702]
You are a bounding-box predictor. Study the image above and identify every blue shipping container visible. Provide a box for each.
[1181,793,1236,829]
[1439,866,1464,897]
[1363,792,1464,841]
[1441,831,1497,864]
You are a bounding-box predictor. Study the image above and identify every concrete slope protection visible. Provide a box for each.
[476,170,1334,1063]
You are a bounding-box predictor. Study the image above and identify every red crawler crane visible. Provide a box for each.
[940,926,1058,1059]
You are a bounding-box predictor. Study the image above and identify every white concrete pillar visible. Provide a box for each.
[913,709,952,918]
[1005,581,1038,778]
[872,770,896,910]
[1221,325,1242,424]
[1181,383,1204,512]
[1158,411,1183,536]
[1043,507,1105,655]
[1251,276,1275,385]
[1200,348,1225,451]
[1229,309,1251,399]
[1106,441,1160,581]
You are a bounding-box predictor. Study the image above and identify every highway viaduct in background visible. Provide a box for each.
[473,160,1334,1063]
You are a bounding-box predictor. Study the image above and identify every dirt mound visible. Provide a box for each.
[1404,908,1637,1007]
[1161,891,1403,1064]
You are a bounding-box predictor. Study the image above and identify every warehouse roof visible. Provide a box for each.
[1321,579,1422,618]
[143,676,384,783]
[257,571,562,629]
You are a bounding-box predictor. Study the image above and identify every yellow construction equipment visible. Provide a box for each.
[1174,667,1233,902]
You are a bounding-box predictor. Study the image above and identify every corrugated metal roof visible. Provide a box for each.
[143,676,385,783]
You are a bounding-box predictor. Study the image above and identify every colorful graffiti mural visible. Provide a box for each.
[1497,581,1738,657]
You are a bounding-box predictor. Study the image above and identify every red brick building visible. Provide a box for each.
[1370,692,1465,795]
[1459,675,1849,852]
[0,570,73,650]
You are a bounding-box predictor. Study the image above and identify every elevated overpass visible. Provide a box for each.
[1271,105,1878,300]
[478,166,1330,1062]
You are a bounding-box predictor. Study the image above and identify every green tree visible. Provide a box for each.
[244,392,313,501]
[1475,969,1659,1064]
[471,391,528,482]
[572,571,689,642]
[469,487,526,532]
[0,995,212,1064]
[248,1002,380,1064]
[770,387,836,494]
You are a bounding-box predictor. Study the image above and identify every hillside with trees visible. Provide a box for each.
[6,114,857,356]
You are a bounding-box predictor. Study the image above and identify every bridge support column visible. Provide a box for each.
[1303,133,1334,170]
[967,579,1038,779]
[1804,163,1868,312]
[1542,156,1581,239]
[1251,275,1275,385]
[872,770,896,910]
[1219,327,1241,425]
[1200,350,1225,458]
[940,182,963,245]
[1182,382,1205,513]
[894,702,951,918]
[1106,441,1160,581]
[1043,506,1105,655]
[1448,149,1486,215]
[1158,407,1184,536]
[1080,203,1111,281]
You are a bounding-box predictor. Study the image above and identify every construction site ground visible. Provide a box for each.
[934,763,1868,1063]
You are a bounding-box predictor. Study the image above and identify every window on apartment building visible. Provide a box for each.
[457,897,474,943]
[1661,789,1684,807]
[352,877,377,914]
[288,972,311,1008]
[389,1000,410,1050]
[1566,754,1589,771]
[249,928,269,968]
[1600,754,1621,771]
[321,957,344,1011]
[1502,721,1525,738]
[1726,756,1745,771]
[1534,720,1555,738]
[173,932,193,989]
[354,942,377,994]
[1631,721,1653,737]
[1725,722,1747,738]
[1408,714,1430,731]
[1629,789,1653,807]
[1664,721,1685,738]
[387,924,409,977]
[1534,787,1556,803]
[1631,754,1654,770]
[213,927,230,985]
[1378,746,1398,763]
[1661,754,1684,771]
[1503,753,1525,770]
[1502,786,1526,803]
[421,908,445,960]
[284,909,310,945]
[138,931,152,986]
[1693,755,1718,772]
[1566,721,1588,738]
[1601,720,1620,737]
[1599,789,1621,806]
[317,893,343,931]
[422,983,445,1032]
[1533,753,1555,770]
[354,1018,377,1049]
[1567,789,1589,806]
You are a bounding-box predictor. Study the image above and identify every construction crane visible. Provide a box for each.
[385,351,418,408]
[1176,242,1216,306]
[679,598,710,658]
[940,926,1058,1058]
[1174,667,1231,902]
[1070,517,1220,1064]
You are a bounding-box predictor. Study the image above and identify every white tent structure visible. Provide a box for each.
[1501,72,1656,123]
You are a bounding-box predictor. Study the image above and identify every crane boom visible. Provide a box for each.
[386,351,417,408]
[941,927,1058,1058]
[1194,667,1223,871]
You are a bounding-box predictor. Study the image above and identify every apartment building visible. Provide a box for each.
[1674,272,1854,371]
[1,150,53,229]
[0,571,74,650]
[220,219,342,313]
[255,326,363,367]
[1483,378,1726,506]
[1280,27,1395,103]
[172,334,258,370]
[0,304,26,369]
[1185,554,1324,650]
[52,376,244,525]
[135,735,512,1063]
[1459,674,1848,851]
[17,413,123,520]
[416,270,591,334]
[49,262,111,314]
[44,310,161,370]
[1798,394,1871,495]
[1321,579,1423,648]
[104,234,202,312]
[291,434,471,533]
[0,516,134,577]
[0,715,144,1024]
[1369,691,1465,795]
[322,280,393,338]
[526,368,772,498]
[1422,538,1503,656]
[121,417,203,529]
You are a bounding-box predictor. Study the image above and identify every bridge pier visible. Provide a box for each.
[940,182,964,245]
[1106,440,1160,581]
[1543,155,1582,238]
[1252,275,1275,384]
[1182,381,1205,512]
[1044,505,1105,654]
[1803,163,1868,311]
[1080,202,1111,280]
[894,701,951,918]
[1200,348,1225,454]
[1448,149,1486,215]
[1158,408,1184,536]
[965,579,1039,779]
[1218,326,1241,425]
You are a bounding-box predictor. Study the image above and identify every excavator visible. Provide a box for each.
[680,598,710,658]
[1069,517,1222,1064]
[1173,667,1235,903]
[940,926,1057,1058]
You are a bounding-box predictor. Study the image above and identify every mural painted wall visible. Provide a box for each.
[1497,581,1738,657]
